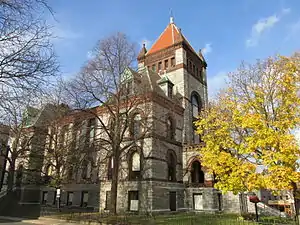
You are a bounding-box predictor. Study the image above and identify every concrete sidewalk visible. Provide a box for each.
[0,216,84,225]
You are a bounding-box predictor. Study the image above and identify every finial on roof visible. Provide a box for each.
[169,8,174,24]
[137,43,147,60]
[170,16,174,24]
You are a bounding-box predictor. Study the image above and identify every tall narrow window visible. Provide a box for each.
[167,150,176,182]
[67,192,73,206]
[81,191,89,207]
[132,114,141,138]
[105,191,111,210]
[158,62,162,71]
[191,94,200,118]
[42,191,48,205]
[191,92,201,144]
[88,118,96,145]
[45,164,53,176]
[53,191,57,205]
[166,117,175,140]
[193,64,195,74]
[164,59,169,69]
[171,57,175,67]
[129,151,140,180]
[108,157,113,180]
[82,160,91,179]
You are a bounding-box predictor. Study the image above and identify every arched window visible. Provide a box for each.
[107,157,113,180]
[166,117,175,140]
[191,161,204,184]
[132,114,141,138]
[191,93,200,118]
[167,150,177,182]
[129,151,141,180]
[191,92,202,144]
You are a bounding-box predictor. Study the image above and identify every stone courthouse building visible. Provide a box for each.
[13,18,253,214]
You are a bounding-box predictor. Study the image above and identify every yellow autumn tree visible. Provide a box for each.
[195,53,300,218]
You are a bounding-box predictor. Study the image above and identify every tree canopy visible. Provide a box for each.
[196,53,300,194]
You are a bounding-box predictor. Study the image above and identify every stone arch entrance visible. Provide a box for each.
[191,160,204,184]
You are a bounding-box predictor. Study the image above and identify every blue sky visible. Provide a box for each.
[48,0,300,98]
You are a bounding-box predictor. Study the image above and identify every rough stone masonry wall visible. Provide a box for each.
[41,184,100,209]
[151,181,184,211]
[99,181,152,213]
[184,187,220,212]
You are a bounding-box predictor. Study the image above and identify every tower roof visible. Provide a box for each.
[147,21,183,55]
[146,18,201,60]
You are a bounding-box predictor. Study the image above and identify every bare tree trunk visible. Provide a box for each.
[7,158,15,191]
[110,153,120,215]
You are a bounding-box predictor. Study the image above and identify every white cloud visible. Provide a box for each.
[202,43,212,55]
[139,39,152,49]
[246,8,290,47]
[246,15,279,47]
[207,71,228,99]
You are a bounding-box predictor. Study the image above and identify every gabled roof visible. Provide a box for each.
[146,19,203,62]
[147,21,183,55]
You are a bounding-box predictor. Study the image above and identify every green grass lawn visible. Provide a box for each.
[48,212,296,225]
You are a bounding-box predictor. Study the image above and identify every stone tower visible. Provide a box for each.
[138,16,208,145]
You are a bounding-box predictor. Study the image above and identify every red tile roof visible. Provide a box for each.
[147,22,183,55]
[146,21,201,61]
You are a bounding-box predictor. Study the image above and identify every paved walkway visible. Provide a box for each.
[0,216,82,225]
